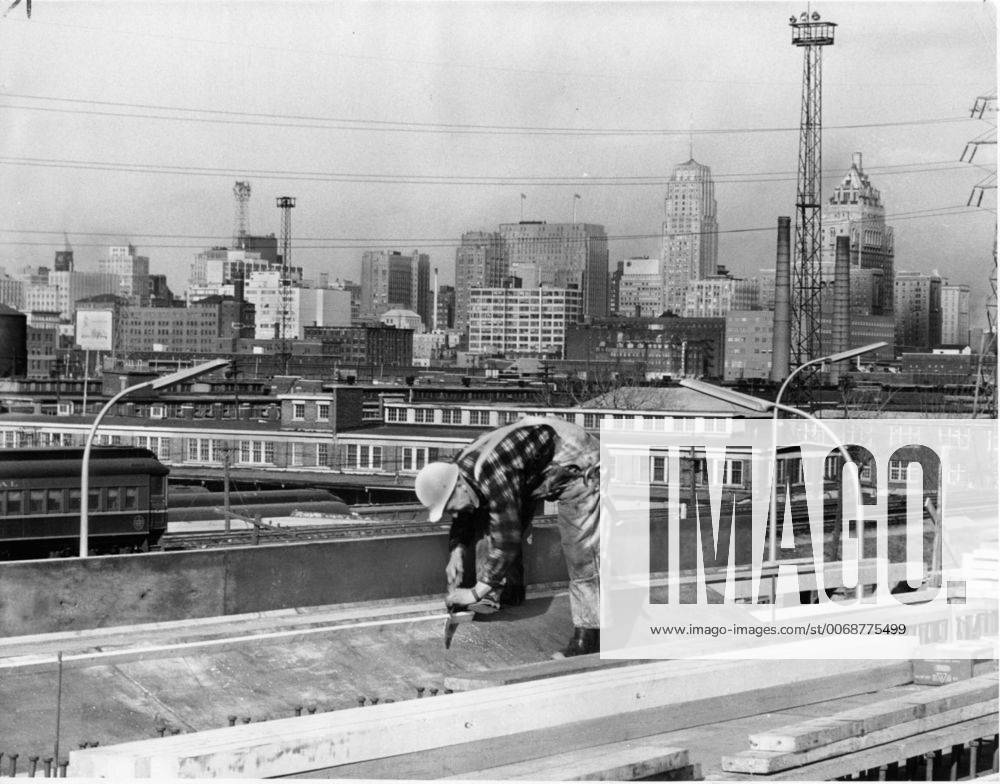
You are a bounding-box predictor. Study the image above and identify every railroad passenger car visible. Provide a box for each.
[0,447,168,559]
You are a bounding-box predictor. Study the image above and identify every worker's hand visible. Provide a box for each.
[445,546,465,591]
[446,583,500,615]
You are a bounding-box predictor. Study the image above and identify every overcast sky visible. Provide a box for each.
[0,1,995,323]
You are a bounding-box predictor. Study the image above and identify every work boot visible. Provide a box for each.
[558,627,600,657]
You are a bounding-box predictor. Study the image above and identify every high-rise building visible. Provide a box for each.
[244,270,351,339]
[435,285,456,330]
[940,283,971,346]
[360,250,430,324]
[468,285,582,358]
[455,231,505,333]
[895,271,942,353]
[821,153,895,311]
[498,222,608,319]
[49,270,121,321]
[614,257,662,318]
[661,158,718,314]
[99,245,150,300]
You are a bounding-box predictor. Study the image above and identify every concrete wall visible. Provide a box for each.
[0,527,570,638]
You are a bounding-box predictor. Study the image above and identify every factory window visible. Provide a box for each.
[440,409,461,424]
[469,410,491,426]
[888,459,908,482]
[317,443,331,467]
[725,460,743,486]
[293,402,306,420]
[583,413,601,429]
[401,447,437,473]
[317,403,330,421]
[651,455,666,483]
[414,408,435,424]
[386,407,405,423]
[346,444,382,470]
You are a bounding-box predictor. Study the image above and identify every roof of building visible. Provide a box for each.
[580,386,768,415]
[381,308,421,319]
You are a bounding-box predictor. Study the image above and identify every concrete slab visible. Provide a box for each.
[0,592,576,764]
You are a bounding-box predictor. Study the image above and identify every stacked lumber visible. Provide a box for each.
[70,659,911,778]
[446,741,698,781]
[721,672,999,775]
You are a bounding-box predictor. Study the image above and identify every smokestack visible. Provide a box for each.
[432,267,439,332]
[830,234,851,385]
[770,217,792,382]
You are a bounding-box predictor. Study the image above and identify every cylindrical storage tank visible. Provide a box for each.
[0,305,27,378]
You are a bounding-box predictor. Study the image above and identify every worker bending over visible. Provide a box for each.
[415,417,600,657]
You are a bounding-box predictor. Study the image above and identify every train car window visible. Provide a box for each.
[47,489,64,513]
[124,487,138,510]
[6,491,23,514]
[68,489,81,512]
[106,488,121,511]
[89,489,101,510]
[29,490,45,514]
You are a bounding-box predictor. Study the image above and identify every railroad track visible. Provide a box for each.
[158,519,450,550]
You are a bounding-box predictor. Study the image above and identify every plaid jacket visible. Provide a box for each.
[448,422,596,586]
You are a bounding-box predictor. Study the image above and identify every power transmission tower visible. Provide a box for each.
[276,196,296,375]
[233,181,251,249]
[962,94,997,416]
[788,10,836,405]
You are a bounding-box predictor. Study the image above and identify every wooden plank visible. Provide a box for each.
[445,743,689,781]
[722,699,998,774]
[299,661,913,780]
[70,659,912,779]
[444,654,645,691]
[769,714,999,781]
[748,673,1000,751]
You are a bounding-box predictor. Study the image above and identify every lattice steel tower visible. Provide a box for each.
[276,196,296,374]
[789,11,836,378]
[233,181,251,249]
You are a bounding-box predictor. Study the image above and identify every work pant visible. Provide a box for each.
[555,474,600,629]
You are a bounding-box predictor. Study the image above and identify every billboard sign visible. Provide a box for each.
[76,309,113,351]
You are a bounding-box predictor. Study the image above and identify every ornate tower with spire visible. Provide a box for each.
[660,158,718,315]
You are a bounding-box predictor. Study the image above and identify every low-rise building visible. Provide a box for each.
[468,286,582,358]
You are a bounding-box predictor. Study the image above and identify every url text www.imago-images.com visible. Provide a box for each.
[598,419,998,660]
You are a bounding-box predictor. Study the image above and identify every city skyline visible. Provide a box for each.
[0,2,995,324]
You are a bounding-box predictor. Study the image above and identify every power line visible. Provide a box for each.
[0,207,983,251]
[0,154,970,186]
[0,95,970,137]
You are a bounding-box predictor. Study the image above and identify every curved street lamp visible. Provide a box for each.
[680,341,887,601]
[79,358,230,557]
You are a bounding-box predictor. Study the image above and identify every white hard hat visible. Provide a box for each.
[415,462,460,523]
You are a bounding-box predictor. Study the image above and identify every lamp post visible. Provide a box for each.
[680,341,886,600]
[78,358,230,557]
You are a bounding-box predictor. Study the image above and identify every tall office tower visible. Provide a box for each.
[660,158,718,315]
[895,271,942,353]
[99,245,150,300]
[498,221,609,319]
[940,283,971,345]
[821,152,895,311]
[360,249,430,324]
[454,231,505,333]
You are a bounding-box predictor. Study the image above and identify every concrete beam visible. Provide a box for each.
[69,658,912,778]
